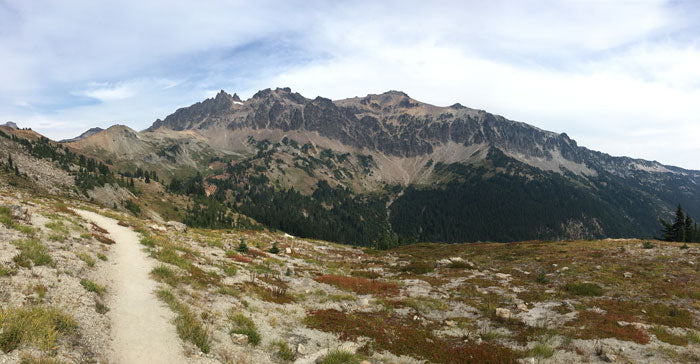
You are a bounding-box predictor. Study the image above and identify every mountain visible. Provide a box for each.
[74,88,700,245]
[59,127,104,143]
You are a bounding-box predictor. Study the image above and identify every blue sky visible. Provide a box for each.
[1,0,700,169]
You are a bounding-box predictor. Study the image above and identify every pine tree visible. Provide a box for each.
[672,204,686,242]
[685,215,694,243]
[7,154,12,168]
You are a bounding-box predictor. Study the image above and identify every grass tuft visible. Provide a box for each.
[563,282,603,296]
[79,279,106,295]
[272,339,295,361]
[76,252,95,267]
[12,239,53,268]
[319,350,361,364]
[0,306,77,353]
[151,265,179,287]
[315,275,399,296]
[228,311,261,346]
[156,289,210,353]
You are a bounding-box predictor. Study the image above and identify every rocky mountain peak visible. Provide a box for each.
[59,127,104,143]
[1,121,19,130]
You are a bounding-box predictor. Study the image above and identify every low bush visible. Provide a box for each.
[319,350,361,364]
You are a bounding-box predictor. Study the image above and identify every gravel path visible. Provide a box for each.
[75,210,188,364]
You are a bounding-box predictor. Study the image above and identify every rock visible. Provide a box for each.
[166,220,187,232]
[230,333,248,345]
[296,343,306,355]
[595,265,602,270]
[561,266,569,271]
[623,272,632,279]
[517,303,528,311]
[444,320,456,327]
[150,224,166,232]
[602,353,616,362]
[495,273,511,280]
[360,361,372,364]
[495,308,511,320]
[9,204,30,221]
[524,358,535,364]
[359,298,370,307]
[285,247,292,254]
[552,264,558,268]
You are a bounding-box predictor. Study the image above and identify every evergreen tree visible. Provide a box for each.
[672,204,686,242]
[7,154,12,168]
[685,215,694,243]
[237,239,248,253]
[269,242,280,254]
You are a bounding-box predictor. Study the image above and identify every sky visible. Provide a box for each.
[1,0,699,169]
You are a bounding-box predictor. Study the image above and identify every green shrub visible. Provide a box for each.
[642,241,655,249]
[535,271,549,284]
[319,350,361,364]
[228,311,260,346]
[269,242,280,255]
[79,279,106,295]
[272,339,295,361]
[237,239,248,253]
[564,282,603,296]
[531,343,555,358]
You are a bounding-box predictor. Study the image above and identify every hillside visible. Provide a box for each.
[1,185,699,363]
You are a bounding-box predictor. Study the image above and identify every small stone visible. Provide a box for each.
[495,308,511,320]
[602,353,616,362]
[517,303,528,311]
[595,265,602,270]
[413,315,420,321]
[561,266,569,271]
[296,343,306,355]
[552,264,558,268]
[444,320,456,327]
[230,333,248,345]
[360,361,372,364]
[623,272,632,279]
[524,358,535,364]
[285,247,292,254]
[359,298,370,307]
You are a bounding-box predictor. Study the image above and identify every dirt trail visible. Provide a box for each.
[75,210,188,364]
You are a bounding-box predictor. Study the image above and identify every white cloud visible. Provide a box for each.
[2,0,700,170]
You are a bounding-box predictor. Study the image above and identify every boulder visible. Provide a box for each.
[623,272,632,279]
[358,298,370,307]
[517,303,529,311]
[166,220,187,233]
[150,224,166,232]
[285,247,292,254]
[9,204,30,221]
[296,343,306,355]
[495,308,511,320]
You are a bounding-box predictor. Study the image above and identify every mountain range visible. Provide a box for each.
[63,87,700,245]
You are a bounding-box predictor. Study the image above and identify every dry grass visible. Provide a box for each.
[0,306,77,352]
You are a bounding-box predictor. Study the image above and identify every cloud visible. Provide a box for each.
[1,0,700,169]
